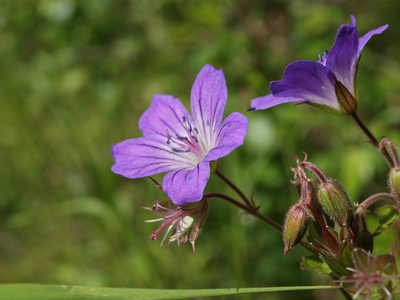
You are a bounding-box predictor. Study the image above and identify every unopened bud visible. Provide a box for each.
[389,168,400,199]
[283,204,310,255]
[335,80,358,115]
[317,180,354,226]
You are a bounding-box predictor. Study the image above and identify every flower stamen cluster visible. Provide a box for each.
[142,199,208,252]
[337,249,400,299]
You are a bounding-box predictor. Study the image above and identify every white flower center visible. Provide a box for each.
[165,116,216,168]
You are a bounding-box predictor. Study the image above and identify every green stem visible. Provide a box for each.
[204,192,282,232]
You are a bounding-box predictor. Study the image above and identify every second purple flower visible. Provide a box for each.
[251,16,388,115]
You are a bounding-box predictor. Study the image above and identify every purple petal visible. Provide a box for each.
[271,61,338,109]
[327,16,388,94]
[111,137,193,178]
[250,93,305,110]
[162,161,210,205]
[358,23,388,53]
[205,112,248,161]
[326,22,358,91]
[190,64,227,149]
[139,94,193,141]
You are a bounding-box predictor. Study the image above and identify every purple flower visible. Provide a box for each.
[111,64,248,205]
[251,16,388,115]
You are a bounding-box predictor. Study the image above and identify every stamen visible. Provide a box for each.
[166,130,171,144]
[187,121,192,132]
[164,115,205,158]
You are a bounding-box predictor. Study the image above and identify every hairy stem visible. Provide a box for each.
[358,192,398,210]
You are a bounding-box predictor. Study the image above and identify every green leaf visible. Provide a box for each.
[320,255,350,277]
[301,255,332,275]
[0,284,340,300]
[373,205,399,236]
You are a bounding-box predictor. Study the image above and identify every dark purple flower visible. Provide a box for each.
[111,64,248,205]
[251,16,388,115]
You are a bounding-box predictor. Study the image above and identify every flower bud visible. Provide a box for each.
[389,168,400,199]
[335,80,358,115]
[283,204,310,255]
[317,180,354,226]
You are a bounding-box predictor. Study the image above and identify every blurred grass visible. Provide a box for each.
[0,1,400,299]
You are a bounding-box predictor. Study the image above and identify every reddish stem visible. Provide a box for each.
[351,113,394,168]
[205,192,282,232]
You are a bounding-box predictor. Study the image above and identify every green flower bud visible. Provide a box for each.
[389,168,400,199]
[283,204,310,255]
[317,180,354,226]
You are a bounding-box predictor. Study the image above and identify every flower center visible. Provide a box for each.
[165,116,208,164]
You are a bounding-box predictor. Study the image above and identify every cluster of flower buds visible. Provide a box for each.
[283,155,374,276]
[283,149,400,298]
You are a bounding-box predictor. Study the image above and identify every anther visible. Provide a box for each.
[176,134,188,141]
[172,147,190,153]
[166,130,171,144]
[187,121,192,132]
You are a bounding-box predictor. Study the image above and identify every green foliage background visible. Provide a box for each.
[1,1,400,299]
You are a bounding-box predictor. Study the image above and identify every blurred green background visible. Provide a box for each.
[1,0,400,299]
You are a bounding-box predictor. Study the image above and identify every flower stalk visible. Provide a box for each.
[351,112,394,168]
[204,192,282,232]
